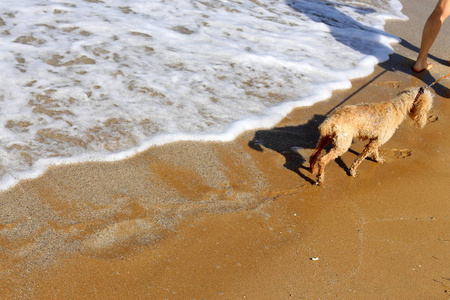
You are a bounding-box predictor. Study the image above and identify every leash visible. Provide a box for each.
[415,72,450,101]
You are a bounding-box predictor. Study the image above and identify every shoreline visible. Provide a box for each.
[0,86,336,193]
[1,0,450,299]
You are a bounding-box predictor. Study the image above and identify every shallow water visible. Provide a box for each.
[0,0,406,189]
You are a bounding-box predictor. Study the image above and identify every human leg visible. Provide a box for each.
[413,0,450,72]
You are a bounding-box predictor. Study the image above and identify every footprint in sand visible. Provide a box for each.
[381,148,412,159]
[374,80,401,89]
[385,80,400,89]
[428,115,439,123]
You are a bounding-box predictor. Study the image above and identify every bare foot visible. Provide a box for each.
[413,61,433,72]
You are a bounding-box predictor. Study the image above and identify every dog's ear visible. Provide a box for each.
[409,92,432,128]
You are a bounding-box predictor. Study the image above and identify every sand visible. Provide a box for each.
[1,1,450,299]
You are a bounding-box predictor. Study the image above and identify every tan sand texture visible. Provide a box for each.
[1,0,450,299]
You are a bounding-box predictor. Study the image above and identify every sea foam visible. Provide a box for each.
[0,0,406,190]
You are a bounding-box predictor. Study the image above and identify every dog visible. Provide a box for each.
[309,87,433,185]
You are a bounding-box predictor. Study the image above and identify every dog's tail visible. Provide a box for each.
[309,135,332,173]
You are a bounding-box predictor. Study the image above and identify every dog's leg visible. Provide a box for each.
[369,146,386,164]
[316,135,351,185]
[349,139,381,177]
[309,135,332,173]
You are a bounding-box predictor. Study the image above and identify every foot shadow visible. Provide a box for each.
[248,114,326,184]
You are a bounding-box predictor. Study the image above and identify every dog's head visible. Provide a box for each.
[409,88,433,128]
[399,87,433,128]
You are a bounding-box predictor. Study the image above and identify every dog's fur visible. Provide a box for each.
[309,87,433,185]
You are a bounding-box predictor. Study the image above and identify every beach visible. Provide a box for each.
[1,0,450,299]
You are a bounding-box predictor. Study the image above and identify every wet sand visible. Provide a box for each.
[1,0,450,299]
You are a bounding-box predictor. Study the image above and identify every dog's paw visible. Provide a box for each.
[315,175,324,186]
[370,155,386,164]
[349,168,357,177]
[375,157,386,164]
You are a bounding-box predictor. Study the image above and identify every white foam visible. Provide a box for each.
[0,0,406,191]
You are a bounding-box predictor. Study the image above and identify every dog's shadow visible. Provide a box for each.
[249,114,330,184]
